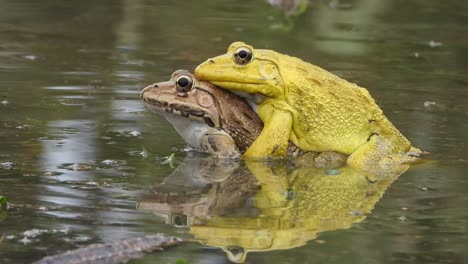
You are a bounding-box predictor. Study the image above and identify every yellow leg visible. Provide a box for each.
[347,135,418,175]
[243,108,293,159]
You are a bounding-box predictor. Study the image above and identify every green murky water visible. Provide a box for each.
[1,0,468,263]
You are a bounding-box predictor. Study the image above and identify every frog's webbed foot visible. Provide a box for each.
[407,147,431,158]
[347,134,421,173]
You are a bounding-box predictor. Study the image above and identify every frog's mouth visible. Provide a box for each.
[141,84,219,128]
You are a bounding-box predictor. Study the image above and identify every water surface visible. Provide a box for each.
[1,0,468,263]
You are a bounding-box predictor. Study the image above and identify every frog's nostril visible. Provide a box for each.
[154,84,159,88]
[208,59,215,64]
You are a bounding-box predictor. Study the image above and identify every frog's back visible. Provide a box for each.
[276,54,410,154]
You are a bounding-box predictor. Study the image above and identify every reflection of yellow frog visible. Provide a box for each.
[189,163,405,262]
[195,42,424,170]
[139,156,407,263]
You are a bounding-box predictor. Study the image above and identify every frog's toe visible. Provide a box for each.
[407,147,430,157]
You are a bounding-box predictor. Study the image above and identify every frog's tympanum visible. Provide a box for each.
[140,70,263,159]
[139,157,406,263]
[195,42,425,169]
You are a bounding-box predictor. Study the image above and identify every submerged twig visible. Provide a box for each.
[34,233,182,264]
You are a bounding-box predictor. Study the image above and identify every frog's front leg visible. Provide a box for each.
[201,130,241,159]
[243,106,293,159]
[347,134,418,171]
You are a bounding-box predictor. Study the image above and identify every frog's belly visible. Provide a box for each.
[290,121,370,154]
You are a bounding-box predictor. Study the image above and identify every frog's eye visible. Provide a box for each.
[233,47,253,65]
[176,75,194,93]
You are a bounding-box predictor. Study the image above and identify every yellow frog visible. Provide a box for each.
[195,42,424,169]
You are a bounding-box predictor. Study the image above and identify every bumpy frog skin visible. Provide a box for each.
[140,70,263,159]
[195,42,424,169]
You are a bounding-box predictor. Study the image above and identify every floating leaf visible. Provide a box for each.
[0,196,7,209]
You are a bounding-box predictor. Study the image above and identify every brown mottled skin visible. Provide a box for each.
[140,70,263,158]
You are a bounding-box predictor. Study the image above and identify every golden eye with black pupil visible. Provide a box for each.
[233,47,253,65]
[176,75,193,93]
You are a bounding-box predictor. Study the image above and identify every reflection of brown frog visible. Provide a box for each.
[138,157,259,226]
[139,157,407,263]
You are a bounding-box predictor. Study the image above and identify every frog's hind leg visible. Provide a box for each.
[347,134,417,172]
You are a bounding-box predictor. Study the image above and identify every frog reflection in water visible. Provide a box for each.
[139,158,407,263]
[195,42,426,170]
[140,69,346,166]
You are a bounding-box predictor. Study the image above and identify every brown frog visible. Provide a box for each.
[140,70,263,159]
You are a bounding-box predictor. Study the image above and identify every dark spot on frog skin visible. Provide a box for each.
[271,144,280,154]
[367,132,379,142]
[204,117,215,127]
[208,59,215,64]
[180,111,189,118]
[208,137,219,151]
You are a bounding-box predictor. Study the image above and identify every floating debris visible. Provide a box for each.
[160,153,176,168]
[424,101,437,108]
[18,228,70,245]
[44,171,63,176]
[0,196,7,210]
[23,54,39,61]
[69,181,102,190]
[60,163,93,171]
[398,215,407,222]
[140,147,149,158]
[23,229,49,239]
[128,148,150,158]
[428,40,442,48]
[101,159,121,166]
[413,52,420,58]
[0,162,14,170]
[1,99,9,105]
[129,130,141,136]
[16,124,31,129]
[423,101,449,112]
